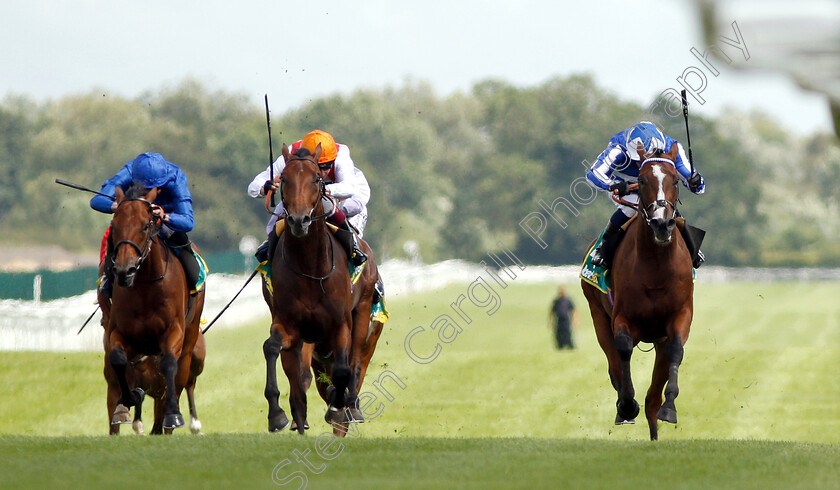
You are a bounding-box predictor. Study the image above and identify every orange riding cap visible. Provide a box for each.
[301,130,338,163]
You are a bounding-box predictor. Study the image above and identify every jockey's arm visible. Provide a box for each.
[90,163,133,213]
[159,170,195,233]
[247,156,286,198]
[336,167,370,218]
[667,140,705,194]
[586,145,629,191]
[325,145,358,199]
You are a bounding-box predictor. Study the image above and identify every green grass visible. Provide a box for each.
[1,280,839,488]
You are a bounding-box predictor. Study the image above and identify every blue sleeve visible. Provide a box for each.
[159,168,194,232]
[664,135,705,194]
[586,145,628,190]
[89,163,133,213]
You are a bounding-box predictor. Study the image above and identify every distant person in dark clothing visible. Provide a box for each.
[550,286,578,349]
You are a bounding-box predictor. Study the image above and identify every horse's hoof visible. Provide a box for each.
[189,418,203,435]
[347,407,365,424]
[111,404,132,425]
[616,399,640,421]
[268,412,289,432]
[290,420,310,432]
[657,406,678,424]
[614,414,636,425]
[132,419,145,435]
[163,413,184,429]
[324,406,346,424]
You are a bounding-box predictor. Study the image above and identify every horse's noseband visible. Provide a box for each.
[638,158,679,225]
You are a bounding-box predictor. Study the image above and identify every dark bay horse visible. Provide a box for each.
[102,184,205,434]
[581,153,694,440]
[262,144,381,436]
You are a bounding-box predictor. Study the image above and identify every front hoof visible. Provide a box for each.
[268,412,289,432]
[111,404,132,425]
[189,418,203,435]
[132,419,145,435]
[614,414,636,425]
[347,407,365,423]
[163,413,184,429]
[324,406,346,425]
[657,406,678,424]
[290,420,310,432]
[617,398,640,421]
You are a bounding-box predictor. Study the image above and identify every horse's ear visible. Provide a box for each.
[145,187,159,202]
[114,186,125,203]
[665,142,679,161]
[281,144,291,162]
[313,143,323,163]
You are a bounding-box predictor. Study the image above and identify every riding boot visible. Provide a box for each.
[591,222,625,269]
[677,220,706,269]
[168,232,200,295]
[99,255,115,299]
[255,239,270,263]
[335,222,367,267]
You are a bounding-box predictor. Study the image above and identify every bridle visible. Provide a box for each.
[637,157,679,225]
[611,157,679,226]
[272,155,336,221]
[112,198,164,279]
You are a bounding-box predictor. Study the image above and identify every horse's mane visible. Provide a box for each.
[125,183,150,200]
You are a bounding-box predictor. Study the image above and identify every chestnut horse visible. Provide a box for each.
[581,154,694,440]
[262,144,381,435]
[102,184,205,433]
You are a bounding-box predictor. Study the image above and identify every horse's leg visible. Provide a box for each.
[107,334,141,425]
[280,344,309,435]
[263,329,290,432]
[358,320,384,389]
[345,301,376,423]
[290,343,314,432]
[104,358,121,435]
[152,396,164,435]
[131,386,146,435]
[187,342,204,435]
[645,343,670,440]
[325,323,353,426]
[159,352,184,430]
[613,322,640,424]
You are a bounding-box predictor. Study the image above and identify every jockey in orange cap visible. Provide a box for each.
[248,129,368,268]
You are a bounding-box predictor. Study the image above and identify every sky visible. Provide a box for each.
[1,0,836,135]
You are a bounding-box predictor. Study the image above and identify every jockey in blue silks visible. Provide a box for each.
[585,121,706,269]
[90,152,200,297]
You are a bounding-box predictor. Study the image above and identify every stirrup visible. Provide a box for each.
[590,247,608,268]
[351,248,368,267]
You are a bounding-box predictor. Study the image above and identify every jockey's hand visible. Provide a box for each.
[150,204,167,222]
[687,172,702,192]
[262,180,277,196]
[609,181,630,197]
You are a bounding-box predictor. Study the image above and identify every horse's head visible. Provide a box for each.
[110,184,161,287]
[637,151,680,246]
[279,143,326,238]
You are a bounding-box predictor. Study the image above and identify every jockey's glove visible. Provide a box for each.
[609,181,630,196]
[262,180,273,196]
[687,172,703,193]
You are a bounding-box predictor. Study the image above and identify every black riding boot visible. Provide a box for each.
[335,222,367,267]
[168,232,200,294]
[99,254,115,298]
[591,222,625,269]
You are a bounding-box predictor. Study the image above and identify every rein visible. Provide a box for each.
[279,229,336,293]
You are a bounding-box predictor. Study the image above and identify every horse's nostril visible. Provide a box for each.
[127,267,137,276]
[301,216,312,225]
[667,219,676,228]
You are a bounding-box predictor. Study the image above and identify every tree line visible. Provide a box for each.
[1,75,838,266]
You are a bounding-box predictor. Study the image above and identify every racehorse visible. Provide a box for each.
[101,184,205,434]
[581,151,695,440]
[261,143,381,436]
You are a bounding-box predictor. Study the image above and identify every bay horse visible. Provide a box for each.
[581,152,695,440]
[262,144,381,436]
[102,184,205,434]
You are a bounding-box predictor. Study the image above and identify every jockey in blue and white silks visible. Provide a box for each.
[585,121,706,268]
